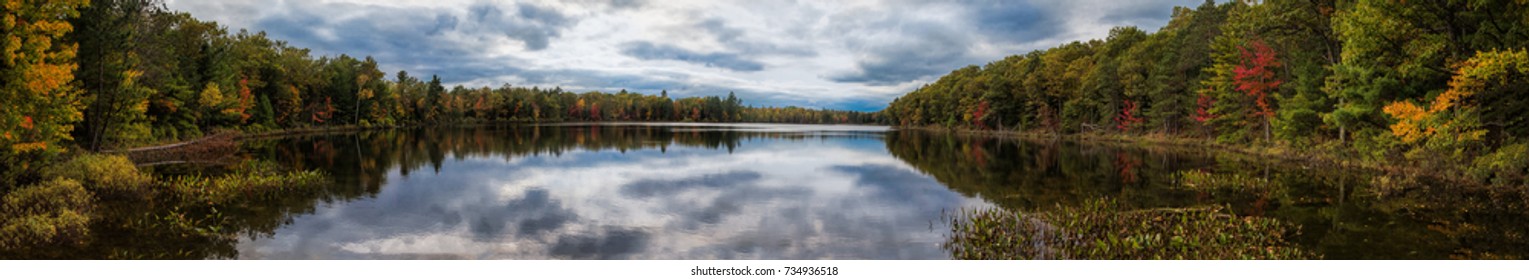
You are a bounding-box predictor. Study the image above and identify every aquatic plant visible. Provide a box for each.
[165,160,326,206]
[1175,169,1270,192]
[944,198,1311,260]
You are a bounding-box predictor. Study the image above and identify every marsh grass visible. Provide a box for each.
[165,161,326,206]
[1175,170,1272,192]
[944,198,1311,260]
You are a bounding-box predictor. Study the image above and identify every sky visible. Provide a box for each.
[163,0,1205,112]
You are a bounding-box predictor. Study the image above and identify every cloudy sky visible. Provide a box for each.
[164,0,1203,111]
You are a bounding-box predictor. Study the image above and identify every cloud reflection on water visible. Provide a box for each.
[237,132,992,259]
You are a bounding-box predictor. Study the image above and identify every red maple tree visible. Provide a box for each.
[972,100,990,129]
[1233,40,1282,139]
[1194,93,1215,123]
[1114,99,1144,131]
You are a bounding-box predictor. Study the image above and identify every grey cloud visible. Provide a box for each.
[830,21,978,86]
[698,18,742,43]
[252,1,576,64]
[472,188,578,240]
[619,41,765,72]
[463,3,573,50]
[563,0,648,11]
[831,164,965,209]
[697,18,816,57]
[966,0,1063,43]
[548,227,651,260]
[1096,0,1195,28]
[620,170,764,198]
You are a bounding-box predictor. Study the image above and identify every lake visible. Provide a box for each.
[106,123,1529,259]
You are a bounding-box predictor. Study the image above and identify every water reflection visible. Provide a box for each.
[82,123,1529,259]
[237,124,987,259]
[884,130,1529,259]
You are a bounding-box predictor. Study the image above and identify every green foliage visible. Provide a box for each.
[880,0,1529,185]
[1470,143,1529,187]
[42,154,151,197]
[27,1,883,163]
[944,198,1310,260]
[72,0,164,151]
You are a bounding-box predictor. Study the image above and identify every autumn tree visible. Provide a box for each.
[1114,99,1143,132]
[2,0,90,188]
[1233,39,1281,142]
[1384,49,1528,159]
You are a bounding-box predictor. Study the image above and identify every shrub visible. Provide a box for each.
[0,178,95,251]
[43,154,153,197]
[1470,143,1529,188]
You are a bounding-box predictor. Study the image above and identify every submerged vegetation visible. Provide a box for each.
[944,198,1310,260]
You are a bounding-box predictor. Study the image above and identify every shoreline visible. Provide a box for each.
[115,122,1469,187]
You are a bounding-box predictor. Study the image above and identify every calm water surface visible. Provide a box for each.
[237,123,982,259]
[116,123,1527,259]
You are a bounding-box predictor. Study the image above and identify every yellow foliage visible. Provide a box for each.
[2,0,88,154]
[1382,101,1429,143]
[1384,49,1526,144]
[199,83,224,108]
[10,142,47,152]
[43,154,152,195]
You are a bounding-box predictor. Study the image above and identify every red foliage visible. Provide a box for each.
[1233,40,1281,119]
[1114,99,1144,131]
[1115,151,1138,184]
[237,78,253,123]
[972,100,990,129]
[311,97,335,123]
[1195,93,1215,123]
[590,102,602,121]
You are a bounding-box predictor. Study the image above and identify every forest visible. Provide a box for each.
[1,0,878,189]
[882,0,1529,187]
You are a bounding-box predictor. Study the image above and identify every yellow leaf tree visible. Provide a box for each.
[1383,49,1529,157]
[2,0,89,155]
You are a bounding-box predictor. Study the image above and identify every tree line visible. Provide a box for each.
[882,0,1529,185]
[1,0,879,186]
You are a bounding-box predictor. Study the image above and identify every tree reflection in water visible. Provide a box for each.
[31,124,1529,259]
